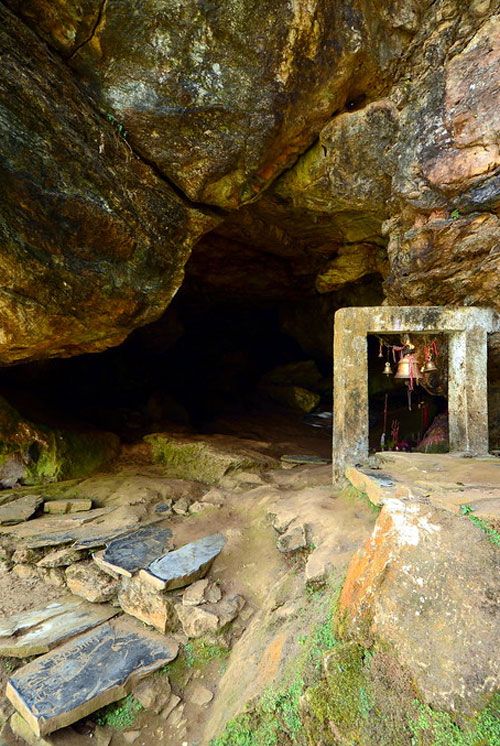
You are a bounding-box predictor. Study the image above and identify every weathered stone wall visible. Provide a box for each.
[0,0,498,365]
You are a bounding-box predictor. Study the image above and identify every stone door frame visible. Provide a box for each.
[332,306,500,481]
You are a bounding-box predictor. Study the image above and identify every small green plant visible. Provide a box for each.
[1,658,17,675]
[184,640,230,668]
[160,639,230,686]
[94,694,143,730]
[459,504,500,546]
[105,113,128,139]
[450,208,461,220]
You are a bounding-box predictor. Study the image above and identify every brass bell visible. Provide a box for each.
[383,361,393,376]
[421,358,437,373]
[395,354,422,380]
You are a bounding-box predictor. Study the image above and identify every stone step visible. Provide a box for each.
[6,616,178,737]
[140,533,225,591]
[43,500,92,515]
[0,596,118,658]
[94,525,173,578]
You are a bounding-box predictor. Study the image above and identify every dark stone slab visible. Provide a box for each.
[280,454,330,465]
[0,597,118,658]
[140,533,225,591]
[6,617,178,736]
[96,526,174,578]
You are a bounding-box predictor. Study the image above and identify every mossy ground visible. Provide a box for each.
[212,581,500,746]
[459,505,500,547]
[93,694,143,730]
[162,639,230,688]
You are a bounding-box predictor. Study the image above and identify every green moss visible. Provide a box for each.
[212,582,342,746]
[144,434,260,484]
[94,694,143,730]
[409,695,500,746]
[459,505,500,547]
[341,484,381,514]
[306,642,367,740]
[160,640,230,687]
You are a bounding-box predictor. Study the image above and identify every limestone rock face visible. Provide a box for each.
[190,4,498,315]
[6,0,417,209]
[0,6,215,365]
[384,13,500,310]
[338,498,499,715]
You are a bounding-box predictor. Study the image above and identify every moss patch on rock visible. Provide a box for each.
[212,580,500,746]
[144,434,272,485]
[0,396,119,485]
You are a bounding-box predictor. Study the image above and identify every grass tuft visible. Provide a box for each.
[94,694,143,730]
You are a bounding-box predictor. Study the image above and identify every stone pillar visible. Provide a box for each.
[448,328,489,454]
[332,308,369,481]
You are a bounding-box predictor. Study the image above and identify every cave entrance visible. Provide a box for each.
[333,305,499,481]
[0,293,336,464]
[367,334,448,454]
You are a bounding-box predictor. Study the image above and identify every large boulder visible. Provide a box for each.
[0,396,119,486]
[337,497,499,716]
[0,6,216,364]
[5,0,418,209]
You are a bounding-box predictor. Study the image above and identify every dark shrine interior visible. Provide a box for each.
[367,335,449,454]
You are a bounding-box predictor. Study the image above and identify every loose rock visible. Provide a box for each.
[0,597,118,658]
[65,561,119,603]
[182,580,222,607]
[118,575,177,634]
[276,524,307,553]
[175,595,244,639]
[96,526,174,578]
[133,675,171,714]
[43,499,92,515]
[0,495,43,525]
[6,617,178,736]
[188,683,213,707]
[37,547,86,569]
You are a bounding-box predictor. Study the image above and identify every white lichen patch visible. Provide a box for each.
[383,498,441,547]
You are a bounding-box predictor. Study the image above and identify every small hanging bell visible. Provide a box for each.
[421,358,437,373]
[383,361,393,376]
[395,354,422,380]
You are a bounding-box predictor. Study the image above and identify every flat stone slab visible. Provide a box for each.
[0,506,158,550]
[0,597,118,658]
[0,495,43,525]
[43,499,92,514]
[95,526,174,578]
[280,454,330,465]
[140,534,225,591]
[345,465,410,506]
[6,616,178,736]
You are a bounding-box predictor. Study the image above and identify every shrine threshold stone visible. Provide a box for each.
[6,616,178,736]
[140,533,226,591]
[0,596,118,658]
